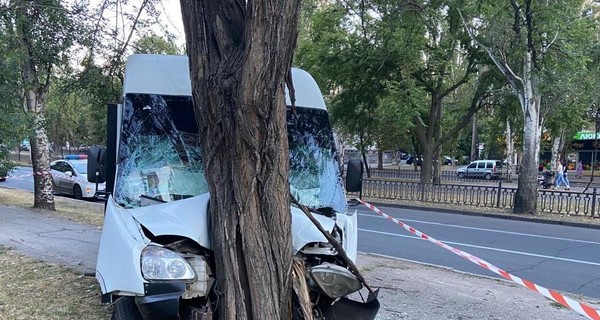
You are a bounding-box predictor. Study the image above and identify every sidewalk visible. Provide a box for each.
[1,203,599,319]
[0,205,99,274]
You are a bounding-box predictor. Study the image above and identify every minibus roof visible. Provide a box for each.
[123,54,326,110]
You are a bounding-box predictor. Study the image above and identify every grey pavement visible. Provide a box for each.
[0,204,100,274]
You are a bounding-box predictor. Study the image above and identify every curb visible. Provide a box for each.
[366,200,600,230]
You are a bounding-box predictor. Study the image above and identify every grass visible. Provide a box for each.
[0,188,108,319]
[0,246,110,320]
[0,187,104,227]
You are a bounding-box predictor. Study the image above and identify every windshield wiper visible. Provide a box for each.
[140,194,167,203]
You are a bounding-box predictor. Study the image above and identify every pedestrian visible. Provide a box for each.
[576,161,583,178]
[563,161,571,190]
[553,159,570,190]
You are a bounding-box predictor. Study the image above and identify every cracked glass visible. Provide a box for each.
[114,94,207,208]
[288,107,346,214]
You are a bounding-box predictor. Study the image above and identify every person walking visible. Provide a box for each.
[576,161,583,178]
[553,159,570,190]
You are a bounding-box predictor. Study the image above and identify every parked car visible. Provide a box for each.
[50,155,105,199]
[406,156,422,166]
[20,139,30,151]
[456,160,503,180]
[443,156,453,165]
[77,144,89,153]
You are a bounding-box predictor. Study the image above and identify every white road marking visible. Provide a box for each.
[359,228,600,267]
[357,213,600,245]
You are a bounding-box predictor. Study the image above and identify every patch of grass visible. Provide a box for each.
[0,187,104,227]
[0,246,110,320]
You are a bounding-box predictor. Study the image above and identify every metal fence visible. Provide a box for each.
[353,179,599,216]
[367,168,513,182]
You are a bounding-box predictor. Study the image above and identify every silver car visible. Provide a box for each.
[50,156,105,199]
[456,160,503,180]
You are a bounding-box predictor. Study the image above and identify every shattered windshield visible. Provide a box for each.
[114,94,208,208]
[288,107,346,213]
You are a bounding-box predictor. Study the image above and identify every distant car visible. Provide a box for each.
[77,144,89,153]
[443,156,454,165]
[456,160,503,180]
[20,140,30,151]
[50,155,105,199]
[406,156,422,166]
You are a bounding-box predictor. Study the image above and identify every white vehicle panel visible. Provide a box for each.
[291,206,336,253]
[96,196,150,294]
[336,210,358,262]
[128,193,211,250]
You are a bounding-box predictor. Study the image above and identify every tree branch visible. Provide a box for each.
[458,10,524,91]
[440,55,475,98]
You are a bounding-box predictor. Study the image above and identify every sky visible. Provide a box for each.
[158,0,185,45]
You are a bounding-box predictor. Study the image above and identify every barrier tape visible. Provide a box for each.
[1,171,91,186]
[1,171,51,180]
[357,198,600,320]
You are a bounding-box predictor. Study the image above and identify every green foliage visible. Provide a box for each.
[133,33,182,55]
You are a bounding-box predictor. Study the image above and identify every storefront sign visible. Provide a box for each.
[574,132,600,140]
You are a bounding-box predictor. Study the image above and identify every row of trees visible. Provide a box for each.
[295,0,600,214]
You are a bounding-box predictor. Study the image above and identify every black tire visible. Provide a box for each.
[112,297,143,320]
[73,185,83,200]
[458,172,465,179]
[485,173,492,180]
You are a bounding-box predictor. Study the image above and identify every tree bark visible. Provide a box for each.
[505,120,514,182]
[29,111,55,210]
[471,114,478,161]
[377,150,383,170]
[180,1,300,319]
[513,53,541,214]
[419,144,434,183]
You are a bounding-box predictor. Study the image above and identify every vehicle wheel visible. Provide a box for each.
[458,172,465,178]
[485,173,492,180]
[111,297,143,320]
[73,185,83,200]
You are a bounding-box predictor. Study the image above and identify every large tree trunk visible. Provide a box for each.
[514,56,541,214]
[420,145,434,183]
[180,1,300,319]
[16,3,55,211]
[29,111,55,210]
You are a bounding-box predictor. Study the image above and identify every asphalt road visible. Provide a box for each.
[3,166,35,191]
[6,166,600,300]
[356,203,600,299]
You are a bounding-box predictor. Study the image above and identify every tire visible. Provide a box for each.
[458,172,465,178]
[73,185,83,200]
[485,173,492,180]
[112,297,143,320]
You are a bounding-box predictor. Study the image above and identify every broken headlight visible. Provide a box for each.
[310,263,362,298]
[141,246,195,281]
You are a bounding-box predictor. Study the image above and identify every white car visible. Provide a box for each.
[50,155,105,199]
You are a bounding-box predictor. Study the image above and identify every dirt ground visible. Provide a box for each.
[358,253,600,320]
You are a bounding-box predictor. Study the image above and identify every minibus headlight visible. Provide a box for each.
[141,246,195,281]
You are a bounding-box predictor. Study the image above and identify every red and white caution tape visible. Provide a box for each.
[1,171,88,185]
[357,198,600,320]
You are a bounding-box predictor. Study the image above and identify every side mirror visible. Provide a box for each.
[65,171,73,177]
[87,145,106,183]
[345,159,363,193]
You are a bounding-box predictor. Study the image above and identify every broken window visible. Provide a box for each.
[288,107,346,214]
[114,94,208,208]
